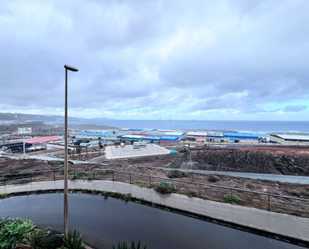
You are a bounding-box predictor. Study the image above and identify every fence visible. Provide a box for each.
[1,169,309,218]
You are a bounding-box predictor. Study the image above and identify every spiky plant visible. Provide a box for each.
[23,228,62,249]
[0,217,10,230]
[113,241,147,249]
[0,218,35,249]
[62,230,85,249]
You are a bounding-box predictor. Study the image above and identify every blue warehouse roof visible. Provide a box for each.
[222,132,259,139]
[75,132,122,138]
[160,136,179,141]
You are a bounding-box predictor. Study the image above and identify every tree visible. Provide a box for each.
[98,141,103,154]
[76,145,82,160]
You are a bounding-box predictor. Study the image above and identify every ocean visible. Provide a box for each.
[68,119,309,134]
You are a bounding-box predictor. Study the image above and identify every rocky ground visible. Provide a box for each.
[168,146,309,176]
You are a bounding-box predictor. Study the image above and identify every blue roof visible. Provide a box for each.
[120,135,159,141]
[76,132,108,137]
[160,136,179,141]
[128,128,143,131]
[143,132,165,137]
[222,132,259,139]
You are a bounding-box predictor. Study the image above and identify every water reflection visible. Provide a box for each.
[0,193,304,249]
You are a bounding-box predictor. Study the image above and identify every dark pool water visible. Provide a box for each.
[0,193,305,249]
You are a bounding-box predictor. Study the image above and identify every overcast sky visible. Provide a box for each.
[1,0,309,120]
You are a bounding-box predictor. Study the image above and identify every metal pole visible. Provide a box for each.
[23,135,25,158]
[267,195,271,211]
[64,68,69,236]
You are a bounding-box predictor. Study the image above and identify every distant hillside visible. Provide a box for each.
[0,112,84,123]
[68,124,120,130]
[0,114,17,120]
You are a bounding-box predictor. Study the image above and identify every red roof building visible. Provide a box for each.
[24,136,62,144]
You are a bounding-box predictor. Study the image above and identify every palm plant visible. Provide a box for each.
[23,228,62,249]
[113,241,147,249]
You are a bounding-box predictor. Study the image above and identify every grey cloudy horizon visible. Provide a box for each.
[1,0,309,120]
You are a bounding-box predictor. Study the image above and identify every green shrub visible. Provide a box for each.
[23,227,63,249]
[186,190,198,198]
[167,170,188,178]
[0,218,35,249]
[50,161,64,167]
[71,170,88,180]
[245,183,253,189]
[132,181,141,186]
[208,175,220,183]
[9,178,31,185]
[224,194,242,204]
[0,194,9,199]
[0,218,10,230]
[113,241,147,249]
[95,169,114,175]
[154,182,177,194]
[124,193,132,202]
[62,230,85,249]
[0,164,3,167]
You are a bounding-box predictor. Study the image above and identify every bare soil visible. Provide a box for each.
[169,146,309,176]
[1,146,309,217]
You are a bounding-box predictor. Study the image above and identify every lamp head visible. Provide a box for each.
[64,65,78,72]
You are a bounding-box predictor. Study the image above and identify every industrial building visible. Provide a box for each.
[164,132,187,140]
[186,131,224,142]
[75,132,125,141]
[75,129,263,144]
[0,135,60,153]
[75,130,185,144]
[160,136,180,143]
[222,132,260,140]
[121,135,160,142]
[270,134,309,144]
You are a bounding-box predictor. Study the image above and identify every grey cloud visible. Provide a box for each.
[1,0,309,119]
[284,105,307,112]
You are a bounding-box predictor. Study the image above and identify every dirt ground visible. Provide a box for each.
[1,153,309,200]
[168,146,309,176]
[13,148,64,158]
[236,146,309,155]
[1,146,309,217]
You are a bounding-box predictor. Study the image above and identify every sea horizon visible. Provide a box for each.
[64,119,309,135]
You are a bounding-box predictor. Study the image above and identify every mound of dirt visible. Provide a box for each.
[170,147,309,176]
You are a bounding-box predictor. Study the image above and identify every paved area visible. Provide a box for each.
[106,144,170,159]
[1,180,309,243]
[174,168,309,184]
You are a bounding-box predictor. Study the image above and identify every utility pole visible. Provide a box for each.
[23,135,25,158]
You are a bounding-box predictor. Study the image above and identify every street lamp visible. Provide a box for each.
[64,65,78,236]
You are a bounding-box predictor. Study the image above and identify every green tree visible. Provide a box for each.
[76,146,82,160]
[98,141,103,154]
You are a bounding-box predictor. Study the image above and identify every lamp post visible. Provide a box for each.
[64,65,78,236]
